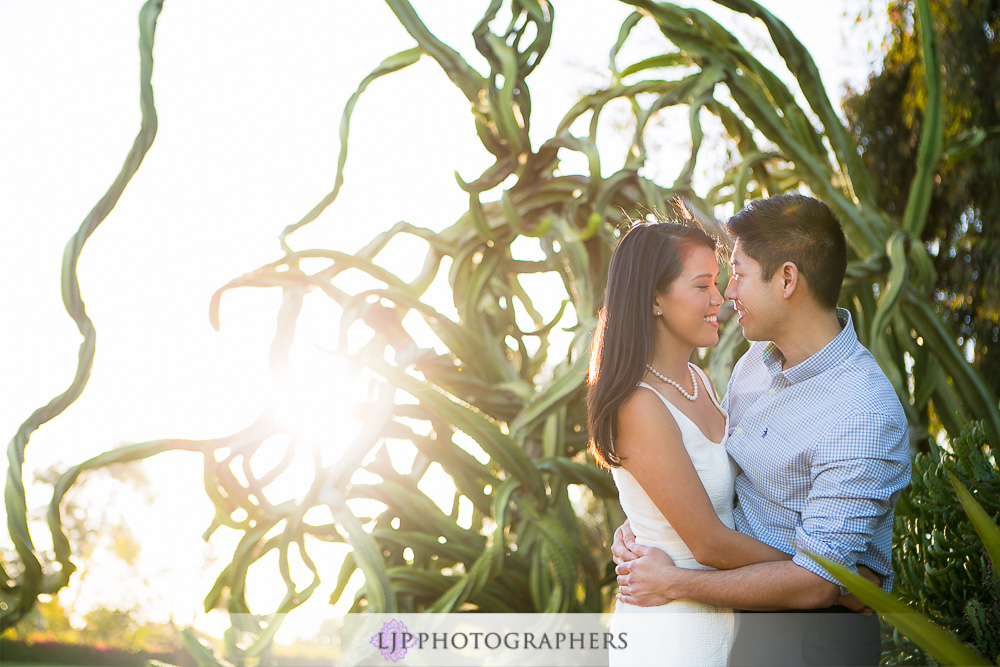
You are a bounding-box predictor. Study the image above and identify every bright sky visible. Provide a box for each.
[0,0,887,641]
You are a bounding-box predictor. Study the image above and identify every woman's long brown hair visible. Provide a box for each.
[587,222,717,469]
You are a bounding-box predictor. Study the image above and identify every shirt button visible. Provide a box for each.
[769,388,776,395]
[735,428,743,435]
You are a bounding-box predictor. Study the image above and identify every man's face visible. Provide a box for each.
[724,240,781,342]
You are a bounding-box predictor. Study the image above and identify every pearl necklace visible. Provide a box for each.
[645,363,699,402]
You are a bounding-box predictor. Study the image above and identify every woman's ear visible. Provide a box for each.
[652,292,665,318]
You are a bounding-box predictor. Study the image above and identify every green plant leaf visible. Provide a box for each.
[810,554,990,666]
[948,472,1000,584]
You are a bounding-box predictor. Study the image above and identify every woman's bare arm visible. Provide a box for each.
[615,388,791,570]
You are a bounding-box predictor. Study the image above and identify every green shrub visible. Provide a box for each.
[885,421,1000,665]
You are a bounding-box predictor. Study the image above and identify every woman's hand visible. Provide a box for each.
[611,520,638,565]
[615,543,679,607]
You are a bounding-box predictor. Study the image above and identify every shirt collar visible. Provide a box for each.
[762,308,858,383]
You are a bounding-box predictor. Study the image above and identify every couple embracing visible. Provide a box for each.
[587,194,911,666]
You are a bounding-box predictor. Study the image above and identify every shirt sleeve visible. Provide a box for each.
[790,409,910,591]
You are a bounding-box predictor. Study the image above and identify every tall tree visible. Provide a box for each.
[845,0,1000,394]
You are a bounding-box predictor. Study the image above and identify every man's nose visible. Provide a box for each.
[723,277,737,301]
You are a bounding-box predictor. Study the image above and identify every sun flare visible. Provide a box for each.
[269,354,373,466]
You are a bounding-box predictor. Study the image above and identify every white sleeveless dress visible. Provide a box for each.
[609,365,738,667]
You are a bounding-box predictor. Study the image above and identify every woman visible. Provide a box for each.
[587,221,791,666]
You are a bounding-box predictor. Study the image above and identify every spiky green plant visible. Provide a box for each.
[4,1,998,665]
[883,422,1000,665]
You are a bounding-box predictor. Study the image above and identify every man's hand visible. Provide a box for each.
[615,543,679,607]
[611,520,638,565]
[835,565,880,614]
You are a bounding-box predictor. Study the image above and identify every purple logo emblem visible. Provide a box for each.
[370,618,418,662]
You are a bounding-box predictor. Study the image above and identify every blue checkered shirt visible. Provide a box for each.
[721,309,910,593]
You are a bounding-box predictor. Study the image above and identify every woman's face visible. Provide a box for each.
[654,245,724,349]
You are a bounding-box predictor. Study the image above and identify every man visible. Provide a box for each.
[612,194,911,666]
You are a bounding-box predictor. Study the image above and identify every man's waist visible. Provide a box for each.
[736,605,861,614]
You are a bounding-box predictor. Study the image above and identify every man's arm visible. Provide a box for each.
[613,529,880,611]
[616,543,840,610]
[792,410,910,590]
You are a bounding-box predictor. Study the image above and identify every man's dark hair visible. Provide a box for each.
[726,194,847,309]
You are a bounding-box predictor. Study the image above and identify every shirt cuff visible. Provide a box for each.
[791,551,846,590]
